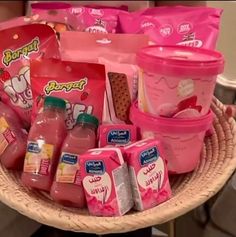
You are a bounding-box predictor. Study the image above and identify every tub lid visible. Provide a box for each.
[137,45,224,77]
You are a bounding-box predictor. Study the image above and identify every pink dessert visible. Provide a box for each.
[50,113,99,208]
[98,124,137,147]
[21,96,67,191]
[0,101,27,170]
[137,45,224,118]
[80,148,133,216]
[124,138,171,211]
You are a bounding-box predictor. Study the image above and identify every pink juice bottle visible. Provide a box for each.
[0,101,27,170]
[21,96,67,191]
[50,113,99,208]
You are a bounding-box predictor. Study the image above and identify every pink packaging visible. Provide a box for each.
[119,6,222,49]
[84,4,128,11]
[124,138,171,211]
[130,102,213,174]
[137,45,224,118]
[30,59,106,129]
[0,24,60,128]
[98,124,137,147]
[80,148,133,216]
[70,6,124,33]
[31,2,78,33]
[60,32,149,124]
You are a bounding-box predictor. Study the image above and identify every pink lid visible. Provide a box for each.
[31,2,71,10]
[130,102,213,134]
[137,45,224,77]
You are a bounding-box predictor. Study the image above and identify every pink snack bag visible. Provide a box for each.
[70,6,124,33]
[0,24,60,128]
[60,31,149,124]
[31,2,78,33]
[124,138,171,211]
[80,148,133,216]
[119,6,222,49]
[99,124,137,147]
[30,58,106,129]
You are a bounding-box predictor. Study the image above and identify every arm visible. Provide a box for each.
[0,1,25,22]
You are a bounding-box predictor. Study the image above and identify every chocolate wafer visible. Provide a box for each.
[108,72,131,122]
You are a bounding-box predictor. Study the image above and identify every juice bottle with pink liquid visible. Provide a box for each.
[50,113,99,208]
[0,101,27,170]
[21,96,67,191]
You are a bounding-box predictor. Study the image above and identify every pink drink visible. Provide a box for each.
[124,139,171,211]
[137,45,224,118]
[21,96,67,191]
[80,148,133,216]
[50,113,98,208]
[0,101,27,170]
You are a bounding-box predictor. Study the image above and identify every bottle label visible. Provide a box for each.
[0,117,16,156]
[56,152,81,184]
[24,141,54,175]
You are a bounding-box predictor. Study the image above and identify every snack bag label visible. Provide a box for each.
[3,37,40,67]
[56,152,81,184]
[31,59,106,129]
[0,24,60,127]
[24,141,54,175]
[107,130,130,145]
[0,117,15,155]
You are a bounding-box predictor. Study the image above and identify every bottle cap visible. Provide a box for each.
[44,96,66,110]
[76,113,99,128]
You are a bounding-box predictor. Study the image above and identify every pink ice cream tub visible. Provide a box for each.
[130,102,213,174]
[137,45,224,118]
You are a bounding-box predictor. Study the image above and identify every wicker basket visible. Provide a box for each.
[0,97,235,235]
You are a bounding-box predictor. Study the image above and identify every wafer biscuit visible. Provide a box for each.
[108,72,131,122]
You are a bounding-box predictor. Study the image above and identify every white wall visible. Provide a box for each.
[207,1,236,81]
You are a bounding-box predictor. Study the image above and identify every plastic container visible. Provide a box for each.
[50,113,99,208]
[130,102,213,174]
[137,45,224,118]
[0,101,27,170]
[21,96,67,191]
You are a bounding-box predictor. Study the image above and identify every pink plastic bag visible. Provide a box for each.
[60,32,149,124]
[0,24,60,128]
[31,2,78,33]
[84,4,128,11]
[70,6,124,33]
[30,58,106,129]
[119,6,222,49]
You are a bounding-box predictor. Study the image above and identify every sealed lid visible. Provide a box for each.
[130,101,213,134]
[44,96,66,110]
[77,113,99,128]
[137,45,224,77]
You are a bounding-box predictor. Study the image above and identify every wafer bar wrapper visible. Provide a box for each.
[99,57,139,124]
[60,32,149,124]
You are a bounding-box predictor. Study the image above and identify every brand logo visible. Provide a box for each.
[177,40,203,48]
[70,7,84,16]
[177,22,192,34]
[44,79,88,95]
[140,20,156,30]
[27,142,41,153]
[139,147,159,166]
[107,130,130,144]
[86,160,105,175]
[2,37,40,67]
[89,8,104,17]
[159,24,173,37]
[61,153,77,165]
